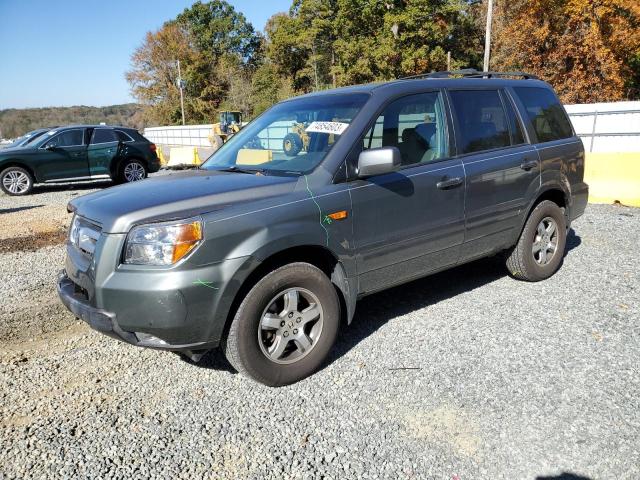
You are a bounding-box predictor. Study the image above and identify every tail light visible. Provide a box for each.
[149,143,157,152]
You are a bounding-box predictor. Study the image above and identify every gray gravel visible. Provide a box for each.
[0,193,638,479]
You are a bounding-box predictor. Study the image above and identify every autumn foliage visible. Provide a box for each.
[491,0,640,103]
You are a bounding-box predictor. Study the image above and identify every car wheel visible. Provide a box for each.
[282,133,303,157]
[223,262,340,386]
[0,166,34,196]
[118,159,147,183]
[506,200,567,281]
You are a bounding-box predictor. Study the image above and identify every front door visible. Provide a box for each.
[38,128,89,182]
[447,88,540,261]
[348,91,466,294]
[87,128,119,178]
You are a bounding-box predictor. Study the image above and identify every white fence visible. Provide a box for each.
[144,101,640,155]
[565,101,640,153]
[144,124,215,147]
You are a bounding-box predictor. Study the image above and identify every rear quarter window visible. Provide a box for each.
[115,130,134,142]
[513,87,574,142]
[125,130,149,142]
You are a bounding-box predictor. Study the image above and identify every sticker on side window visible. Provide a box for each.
[305,121,350,135]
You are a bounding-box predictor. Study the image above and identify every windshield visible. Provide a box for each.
[6,134,29,148]
[22,130,48,146]
[202,93,369,175]
[8,129,49,148]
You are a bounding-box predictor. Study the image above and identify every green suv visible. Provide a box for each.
[0,125,160,195]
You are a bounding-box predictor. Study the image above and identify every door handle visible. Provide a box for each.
[520,158,539,170]
[436,176,463,190]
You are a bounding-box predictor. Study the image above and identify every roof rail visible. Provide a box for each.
[399,69,539,81]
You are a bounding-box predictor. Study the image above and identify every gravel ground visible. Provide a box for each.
[0,185,638,479]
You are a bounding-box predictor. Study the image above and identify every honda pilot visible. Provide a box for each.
[58,71,588,386]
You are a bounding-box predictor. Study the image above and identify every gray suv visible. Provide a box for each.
[58,71,588,386]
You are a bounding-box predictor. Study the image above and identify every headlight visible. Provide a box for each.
[69,215,80,246]
[124,217,203,266]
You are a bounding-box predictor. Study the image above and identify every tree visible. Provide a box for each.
[126,22,201,125]
[127,0,261,125]
[491,0,640,103]
[267,0,483,92]
[176,0,261,67]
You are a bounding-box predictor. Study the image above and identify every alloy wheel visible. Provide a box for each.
[123,162,145,182]
[258,287,324,364]
[532,216,559,265]
[2,171,30,194]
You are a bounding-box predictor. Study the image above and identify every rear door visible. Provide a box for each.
[348,90,466,294]
[447,88,539,261]
[37,129,89,181]
[88,128,120,178]
[512,86,585,221]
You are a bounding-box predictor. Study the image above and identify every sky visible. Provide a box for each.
[0,0,291,109]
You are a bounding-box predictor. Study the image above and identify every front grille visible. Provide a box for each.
[70,216,102,257]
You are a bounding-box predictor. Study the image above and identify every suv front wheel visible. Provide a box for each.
[224,263,340,386]
[1,166,34,196]
[506,200,567,281]
[117,159,148,184]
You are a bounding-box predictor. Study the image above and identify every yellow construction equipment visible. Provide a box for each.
[283,121,310,157]
[209,111,243,149]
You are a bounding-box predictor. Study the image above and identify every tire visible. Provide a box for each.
[0,166,34,196]
[117,159,147,184]
[506,200,567,281]
[283,133,303,157]
[223,262,340,386]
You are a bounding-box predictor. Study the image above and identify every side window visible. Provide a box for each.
[513,87,573,142]
[43,129,84,148]
[91,129,117,144]
[449,89,511,154]
[362,91,449,167]
[115,130,133,142]
[503,92,526,145]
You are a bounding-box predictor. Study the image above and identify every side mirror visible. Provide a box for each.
[357,146,401,178]
[45,144,56,151]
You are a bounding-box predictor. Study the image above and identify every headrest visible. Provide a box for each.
[415,123,437,145]
[401,128,416,143]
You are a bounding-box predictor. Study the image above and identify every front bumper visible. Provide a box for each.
[57,270,214,351]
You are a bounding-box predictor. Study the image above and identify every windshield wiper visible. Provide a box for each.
[215,166,264,175]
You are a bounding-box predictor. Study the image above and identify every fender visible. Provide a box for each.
[330,260,358,324]
[519,179,570,234]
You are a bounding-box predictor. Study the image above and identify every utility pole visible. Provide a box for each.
[312,43,319,91]
[177,60,186,126]
[483,0,494,72]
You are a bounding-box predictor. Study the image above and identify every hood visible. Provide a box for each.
[70,170,298,233]
[0,145,30,155]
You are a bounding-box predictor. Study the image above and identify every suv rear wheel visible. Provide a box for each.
[118,159,147,184]
[506,200,567,281]
[1,166,34,196]
[224,262,340,386]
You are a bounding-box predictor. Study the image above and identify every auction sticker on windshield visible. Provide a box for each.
[305,121,350,135]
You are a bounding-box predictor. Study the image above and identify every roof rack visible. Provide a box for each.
[400,69,539,81]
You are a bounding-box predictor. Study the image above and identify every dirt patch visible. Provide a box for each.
[403,406,482,457]
[0,204,71,240]
[0,229,67,253]
[0,293,78,345]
